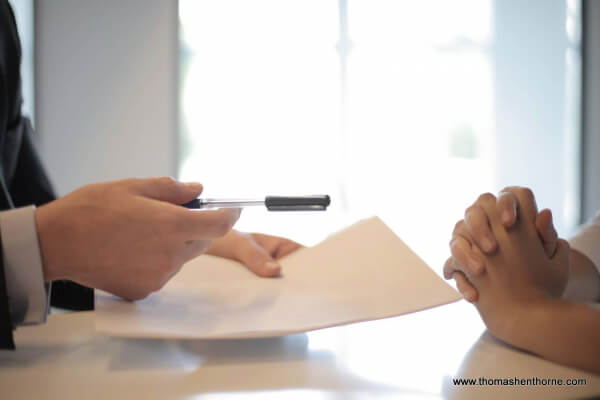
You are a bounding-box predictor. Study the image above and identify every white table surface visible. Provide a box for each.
[1,301,599,400]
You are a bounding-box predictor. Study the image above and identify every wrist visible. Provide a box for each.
[492,296,559,348]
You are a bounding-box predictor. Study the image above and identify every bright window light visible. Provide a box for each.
[179,0,581,273]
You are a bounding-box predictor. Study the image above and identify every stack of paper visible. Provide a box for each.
[95,217,461,339]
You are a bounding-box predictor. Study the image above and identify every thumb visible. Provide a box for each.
[236,240,282,277]
[497,190,518,227]
[133,177,203,205]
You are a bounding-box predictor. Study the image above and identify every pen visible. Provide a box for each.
[182,195,331,211]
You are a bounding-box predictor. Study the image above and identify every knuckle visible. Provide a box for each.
[497,190,515,204]
[499,186,517,196]
[464,205,477,216]
[443,256,452,269]
[477,192,496,205]
[464,206,486,230]
[450,247,468,266]
[453,220,465,235]
[158,176,177,187]
[521,187,534,197]
[216,220,233,236]
[518,187,535,202]
[444,268,456,280]
[449,238,465,255]
[212,215,235,237]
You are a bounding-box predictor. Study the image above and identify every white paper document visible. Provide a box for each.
[95,217,461,339]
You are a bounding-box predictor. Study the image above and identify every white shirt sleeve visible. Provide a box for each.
[569,212,600,274]
[0,206,49,326]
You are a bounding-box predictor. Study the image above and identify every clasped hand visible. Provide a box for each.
[443,187,570,340]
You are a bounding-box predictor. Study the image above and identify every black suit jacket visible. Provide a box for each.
[0,1,93,349]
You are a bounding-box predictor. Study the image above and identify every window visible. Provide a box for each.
[179,1,581,275]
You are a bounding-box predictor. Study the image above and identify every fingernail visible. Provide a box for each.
[184,182,203,190]
[264,261,281,271]
[502,210,511,225]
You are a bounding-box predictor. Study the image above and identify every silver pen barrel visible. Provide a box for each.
[198,199,265,209]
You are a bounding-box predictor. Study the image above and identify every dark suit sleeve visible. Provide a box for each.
[8,119,94,311]
[8,118,54,208]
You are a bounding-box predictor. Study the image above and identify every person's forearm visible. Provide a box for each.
[504,299,600,374]
[562,249,600,303]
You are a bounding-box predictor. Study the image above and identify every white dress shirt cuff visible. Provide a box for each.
[0,206,49,326]
[569,212,600,275]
